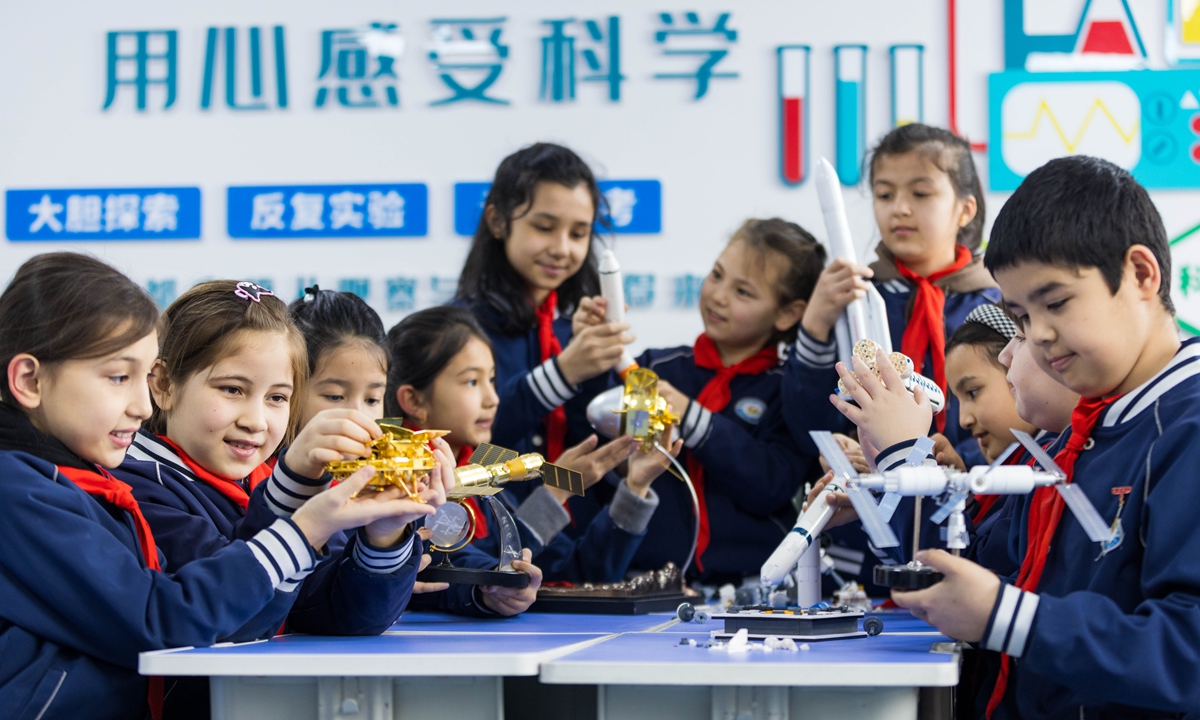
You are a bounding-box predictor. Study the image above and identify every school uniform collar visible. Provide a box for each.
[868,244,997,295]
[0,401,92,470]
[127,429,202,481]
[1101,336,1200,428]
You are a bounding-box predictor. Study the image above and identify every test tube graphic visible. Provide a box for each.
[834,45,867,185]
[889,45,924,127]
[777,45,810,185]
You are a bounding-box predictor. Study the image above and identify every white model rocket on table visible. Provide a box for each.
[598,248,638,379]
[813,158,945,414]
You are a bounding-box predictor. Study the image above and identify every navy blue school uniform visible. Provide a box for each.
[782,251,998,587]
[625,345,820,584]
[0,407,317,720]
[907,338,1200,718]
[122,432,421,637]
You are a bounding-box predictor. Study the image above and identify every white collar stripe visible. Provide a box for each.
[1102,339,1200,427]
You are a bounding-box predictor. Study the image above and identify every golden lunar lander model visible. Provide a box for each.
[325,419,584,588]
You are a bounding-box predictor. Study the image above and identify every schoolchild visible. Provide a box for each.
[580,218,822,585]
[873,156,1200,719]
[386,306,675,590]
[122,282,445,645]
[0,255,427,720]
[783,123,1000,574]
[785,124,998,460]
[453,143,635,537]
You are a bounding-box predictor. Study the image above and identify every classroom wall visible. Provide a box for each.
[3,0,1199,351]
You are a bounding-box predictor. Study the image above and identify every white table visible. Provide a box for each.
[138,611,958,720]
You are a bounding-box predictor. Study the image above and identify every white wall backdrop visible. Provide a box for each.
[3,0,1199,351]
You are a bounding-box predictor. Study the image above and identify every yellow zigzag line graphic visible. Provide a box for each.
[1004,97,1140,153]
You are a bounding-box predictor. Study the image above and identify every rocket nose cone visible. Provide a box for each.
[586,385,625,438]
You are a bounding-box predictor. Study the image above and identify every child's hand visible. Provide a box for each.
[889,549,1001,643]
[290,466,436,550]
[411,528,450,593]
[801,260,874,343]
[818,433,870,474]
[481,548,542,616]
[572,296,609,335]
[548,434,638,503]
[557,321,635,386]
[361,438,452,547]
[284,409,382,480]
[803,470,858,529]
[627,431,682,498]
[931,433,966,472]
[831,349,932,454]
[656,380,690,417]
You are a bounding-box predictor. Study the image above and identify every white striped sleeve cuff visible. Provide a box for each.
[875,440,918,472]
[352,529,416,575]
[247,518,319,591]
[679,400,713,449]
[794,328,838,369]
[264,457,330,518]
[982,583,1039,658]
[525,357,579,412]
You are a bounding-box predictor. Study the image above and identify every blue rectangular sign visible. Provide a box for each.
[228,183,428,239]
[7,187,201,241]
[453,179,662,236]
[454,182,491,236]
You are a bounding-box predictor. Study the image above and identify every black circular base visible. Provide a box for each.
[418,565,531,588]
[863,616,884,636]
[874,564,944,590]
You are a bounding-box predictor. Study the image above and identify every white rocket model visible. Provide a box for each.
[598,249,638,379]
[760,430,1115,588]
[814,157,945,415]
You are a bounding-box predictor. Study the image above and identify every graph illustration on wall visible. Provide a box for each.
[989,69,1200,189]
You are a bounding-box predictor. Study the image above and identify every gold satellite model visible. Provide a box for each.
[613,367,679,451]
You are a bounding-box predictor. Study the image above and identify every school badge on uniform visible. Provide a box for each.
[735,397,767,424]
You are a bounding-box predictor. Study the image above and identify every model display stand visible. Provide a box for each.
[874,563,944,590]
[533,564,687,615]
[710,605,884,642]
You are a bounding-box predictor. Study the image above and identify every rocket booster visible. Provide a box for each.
[598,249,638,378]
[760,477,844,588]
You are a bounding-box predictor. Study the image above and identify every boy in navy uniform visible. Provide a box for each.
[874,156,1200,718]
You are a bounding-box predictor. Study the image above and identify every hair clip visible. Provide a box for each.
[303,284,320,303]
[964,303,1018,341]
[234,281,274,303]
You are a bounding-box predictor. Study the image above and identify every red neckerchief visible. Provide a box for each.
[687,333,781,572]
[986,395,1120,718]
[58,462,170,716]
[893,244,973,433]
[535,291,567,462]
[157,435,273,512]
[58,464,161,571]
[456,445,489,540]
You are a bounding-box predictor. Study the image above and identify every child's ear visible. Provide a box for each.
[957,195,978,229]
[7,354,44,410]
[775,298,808,333]
[148,359,174,412]
[1125,244,1163,302]
[483,204,507,241]
[396,385,427,424]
